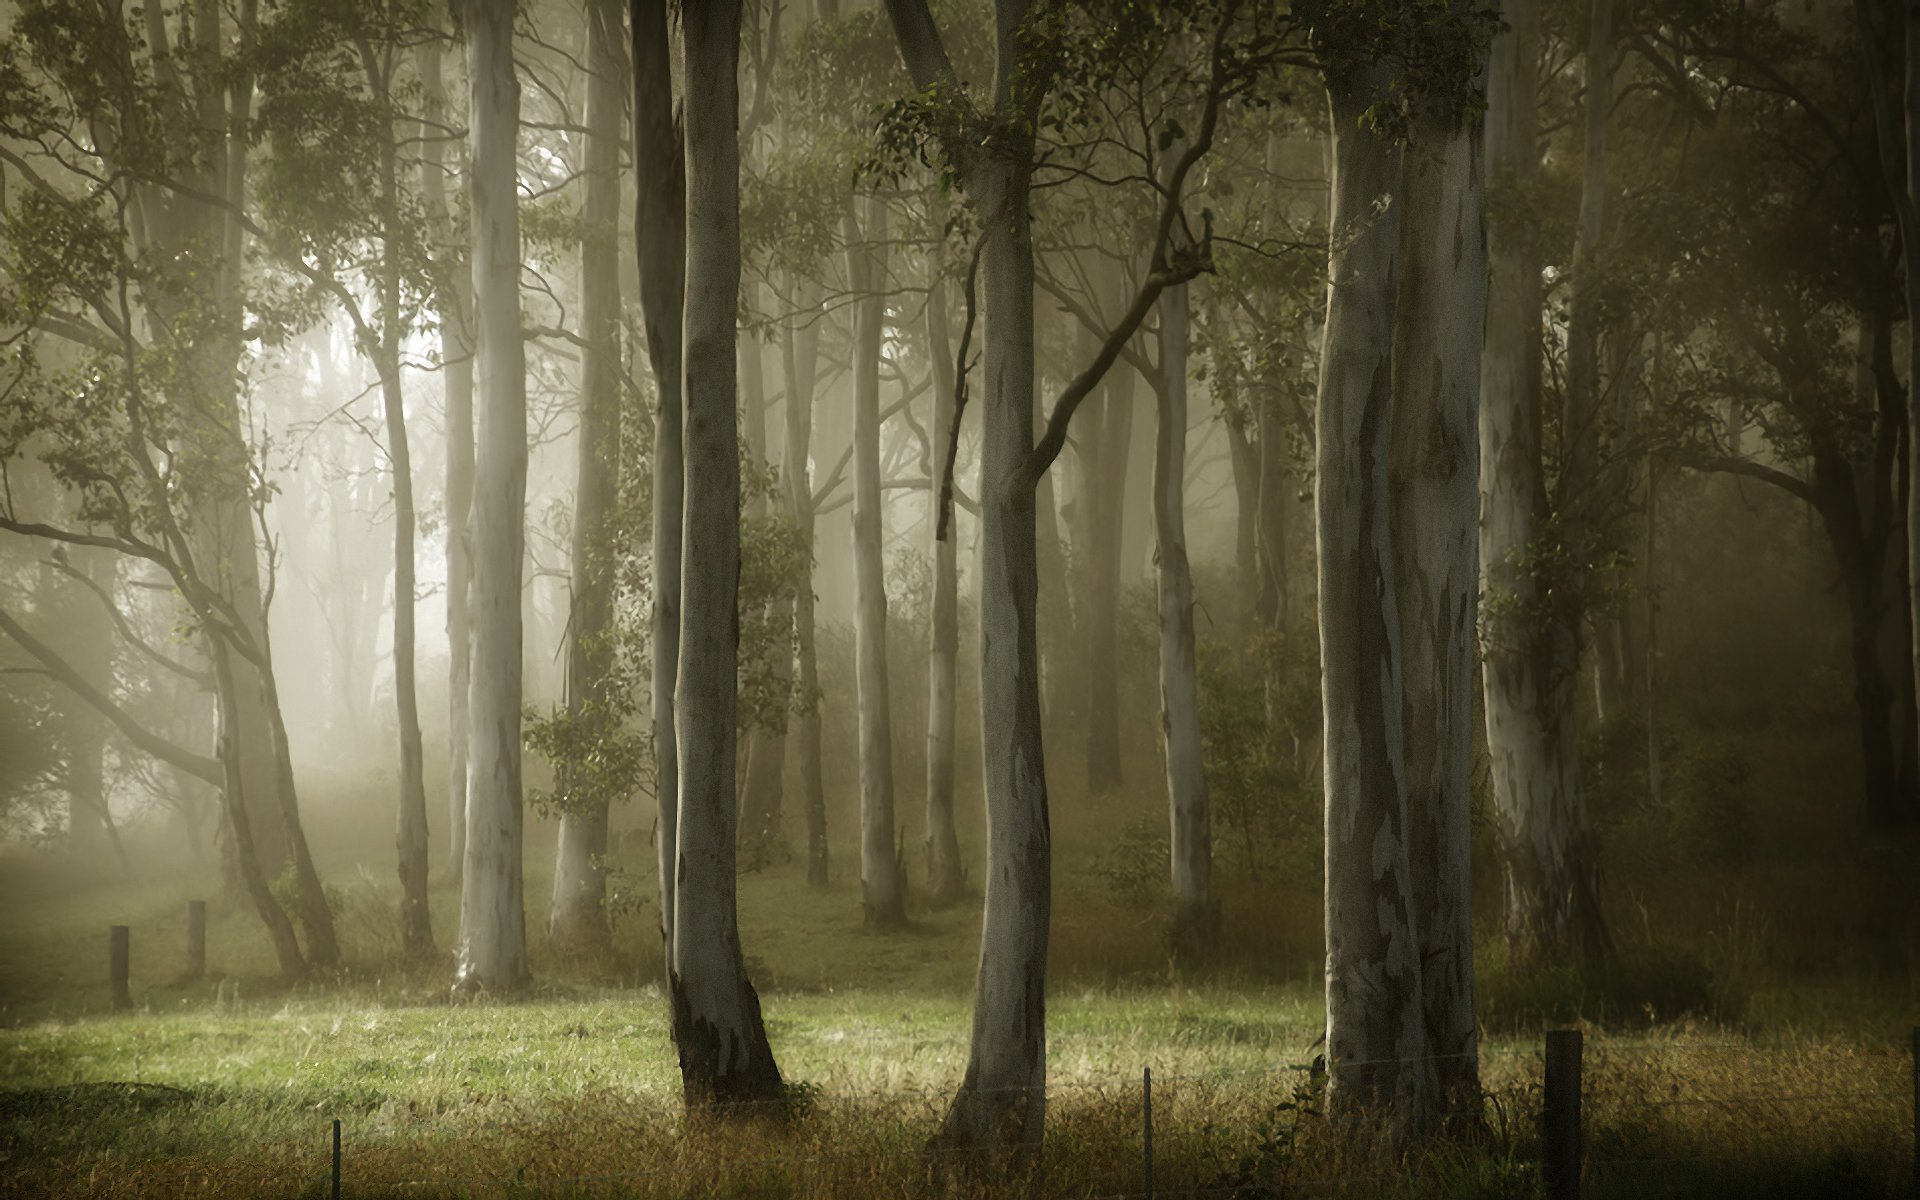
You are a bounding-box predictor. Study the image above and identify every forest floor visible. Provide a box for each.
[0,821,1915,1200]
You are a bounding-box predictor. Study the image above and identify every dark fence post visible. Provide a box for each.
[1142,1066,1154,1200]
[1543,1028,1582,1200]
[108,925,131,1011]
[1909,1026,1917,1200]
[185,900,206,982]
[331,1117,341,1200]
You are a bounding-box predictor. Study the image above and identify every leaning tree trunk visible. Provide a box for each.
[632,0,686,947]
[783,280,831,887]
[671,0,786,1109]
[846,192,906,927]
[1153,198,1212,955]
[924,266,965,906]
[362,36,435,960]
[454,0,531,995]
[1314,58,1433,1139]
[931,148,1051,1168]
[1481,0,1609,972]
[1390,88,1486,1127]
[551,0,626,955]
[420,32,474,885]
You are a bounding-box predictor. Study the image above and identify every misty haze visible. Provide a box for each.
[0,0,1916,1196]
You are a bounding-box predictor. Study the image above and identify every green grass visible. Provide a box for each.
[1,838,1916,1198]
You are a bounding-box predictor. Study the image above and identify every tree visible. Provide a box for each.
[846,190,908,927]
[668,0,786,1108]
[549,0,629,956]
[453,0,531,995]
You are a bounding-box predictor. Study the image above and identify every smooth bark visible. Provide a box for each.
[1391,92,1486,1124]
[632,0,686,945]
[671,0,785,1108]
[1314,60,1431,1137]
[1153,177,1212,949]
[551,0,627,955]
[846,193,906,927]
[924,268,965,905]
[454,0,531,995]
[784,281,831,887]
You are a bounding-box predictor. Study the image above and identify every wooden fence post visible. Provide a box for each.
[185,900,206,982]
[1143,1066,1154,1200]
[1543,1028,1582,1200]
[331,1117,341,1200]
[108,925,131,1011]
[1909,1026,1917,1200]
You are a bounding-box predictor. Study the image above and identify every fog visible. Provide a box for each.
[1,0,1916,1194]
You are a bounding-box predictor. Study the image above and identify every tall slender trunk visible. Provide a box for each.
[846,193,906,927]
[208,643,308,981]
[783,281,831,886]
[632,0,686,947]
[739,281,788,848]
[1153,173,1211,951]
[1314,58,1431,1137]
[931,146,1051,1167]
[358,35,435,961]
[422,32,474,886]
[1481,0,1609,972]
[1083,305,1130,797]
[1224,410,1260,620]
[924,267,965,905]
[454,0,531,995]
[671,0,785,1108]
[552,0,626,955]
[1391,83,1486,1126]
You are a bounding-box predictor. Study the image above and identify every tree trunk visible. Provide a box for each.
[360,36,436,961]
[551,0,626,956]
[1084,326,1130,798]
[1390,88,1486,1127]
[671,0,786,1108]
[1481,0,1609,973]
[783,281,831,887]
[1314,60,1431,1137]
[739,282,788,850]
[846,193,907,927]
[421,31,474,886]
[1224,410,1260,621]
[924,268,965,906]
[454,0,531,995]
[931,149,1051,1168]
[632,0,686,947]
[1153,182,1211,953]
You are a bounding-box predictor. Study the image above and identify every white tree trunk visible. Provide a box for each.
[420,34,474,885]
[1480,0,1609,970]
[846,193,906,926]
[1154,141,1210,946]
[670,0,785,1107]
[924,267,964,906]
[454,0,530,995]
[1391,83,1487,1123]
[551,0,626,954]
[933,151,1050,1163]
[784,279,831,886]
[1315,61,1432,1137]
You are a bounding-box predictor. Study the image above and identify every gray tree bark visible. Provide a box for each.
[670,0,786,1108]
[551,0,627,955]
[1390,58,1487,1125]
[454,0,531,995]
[1314,55,1432,1137]
[1480,0,1609,970]
[846,193,906,927]
[924,267,965,906]
[783,280,832,886]
[632,0,685,947]
[420,33,474,886]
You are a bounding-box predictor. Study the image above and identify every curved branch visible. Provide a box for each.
[0,606,222,786]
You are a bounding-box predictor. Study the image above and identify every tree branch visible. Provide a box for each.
[0,606,222,786]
